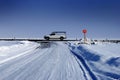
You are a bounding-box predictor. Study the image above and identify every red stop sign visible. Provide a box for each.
[82,29,87,33]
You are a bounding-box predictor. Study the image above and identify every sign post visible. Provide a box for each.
[82,29,87,44]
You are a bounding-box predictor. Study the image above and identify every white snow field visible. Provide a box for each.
[0,41,120,80]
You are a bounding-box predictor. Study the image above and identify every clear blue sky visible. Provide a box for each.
[0,0,120,39]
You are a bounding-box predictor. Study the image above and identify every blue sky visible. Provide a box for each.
[0,0,120,39]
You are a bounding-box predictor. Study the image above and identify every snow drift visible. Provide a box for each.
[70,42,120,80]
[0,41,120,80]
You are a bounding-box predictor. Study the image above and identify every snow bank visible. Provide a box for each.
[70,42,120,80]
[82,43,120,62]
[0,41,39,64]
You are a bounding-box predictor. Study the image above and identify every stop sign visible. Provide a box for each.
[82,29,87,33]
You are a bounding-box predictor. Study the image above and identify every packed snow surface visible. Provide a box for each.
[0,41,120,80]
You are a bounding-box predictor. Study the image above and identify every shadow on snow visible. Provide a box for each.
[106,57,120,67]
[70,45,120,80]
[70,49,98,80]
[77,46,100,62]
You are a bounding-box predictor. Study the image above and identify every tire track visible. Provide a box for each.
[70,50,98,80]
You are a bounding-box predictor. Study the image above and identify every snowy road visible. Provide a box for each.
[0,41,120,80]
[0,41,92,80]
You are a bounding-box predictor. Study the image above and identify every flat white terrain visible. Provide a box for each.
[0,41,120,80]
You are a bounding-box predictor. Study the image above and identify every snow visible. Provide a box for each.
[0,41,39,64]
[0,41,120,80]
[0,41,91,80]
[82,43,120,62]
[70,42,120,80]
